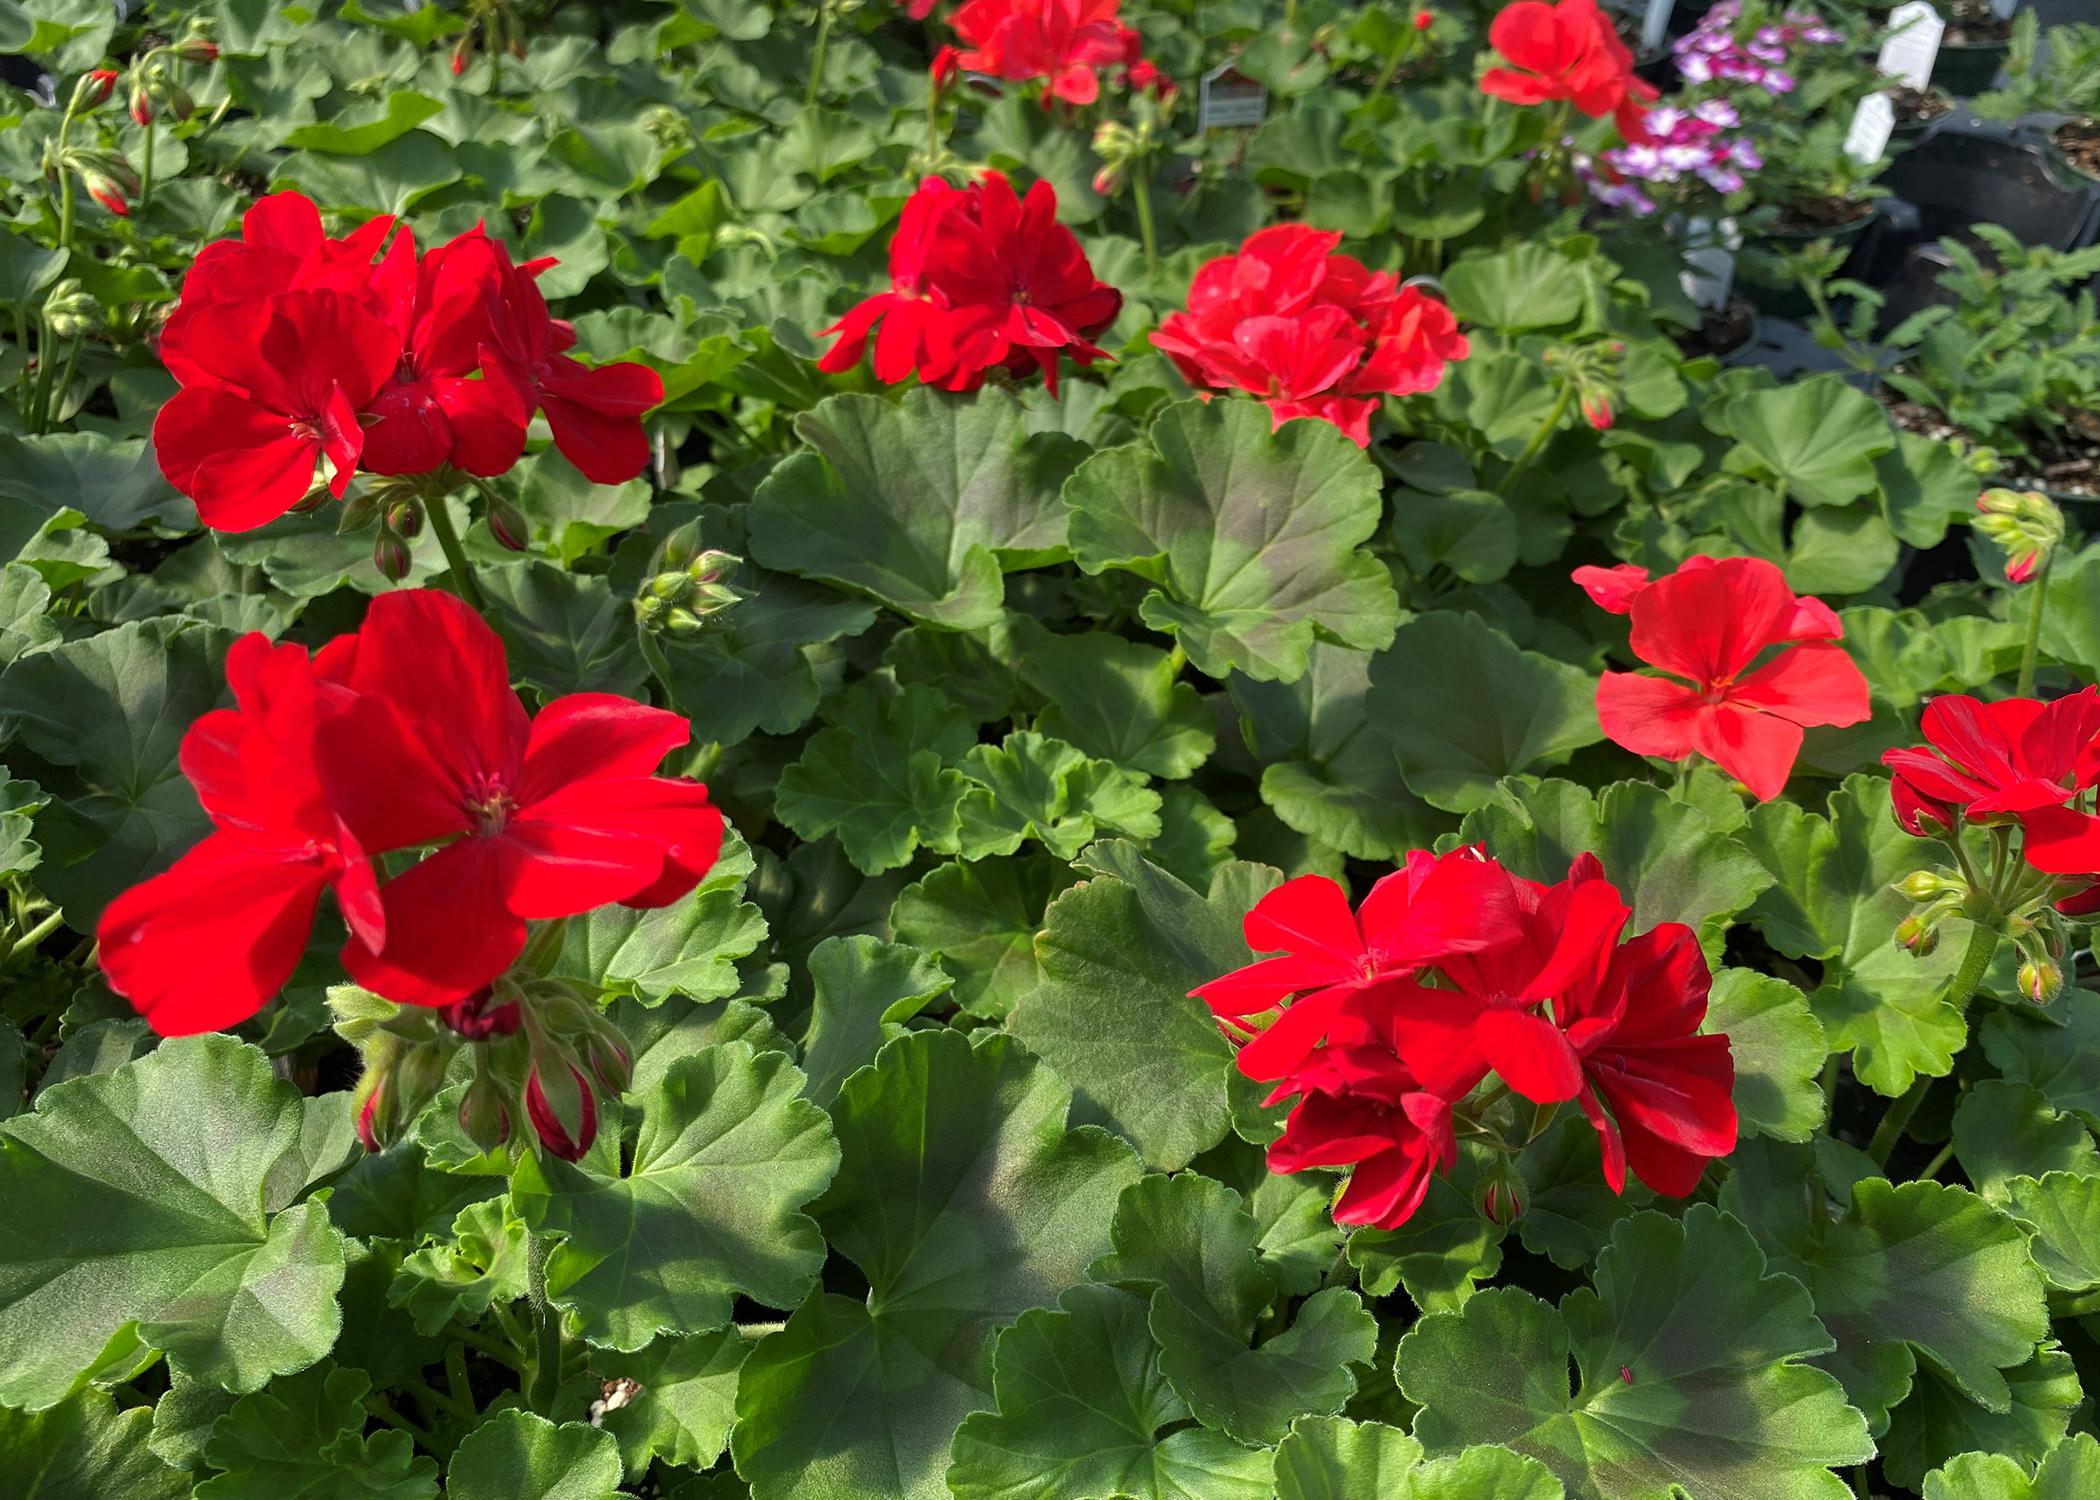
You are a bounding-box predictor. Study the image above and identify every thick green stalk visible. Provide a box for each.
[422,493,486,610]
[806,0,833,106]
[524,1233,562,1416]
[1501,381,1575,489]
[2017,550,2053,697]
[1130,165,1159,282]
[139,120,155,212]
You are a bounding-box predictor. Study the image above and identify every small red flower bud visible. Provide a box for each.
[1414,10,1435,30]
[176,38,220,64]
[486,497,530,552]
[450,39,471,76]
[440,985,523,1039]
[356,1079,385,1153]
[2006,550,2039,585]
[1620,1365,1634,1385]
[527,1064,598,1162]
[931,45,962,87]
[373,526,413,582]
[81,69,119,107]
[1579,391,1614,430]
[83,173,130,218]
[130,91,152,126]
[1890,776,1954,838]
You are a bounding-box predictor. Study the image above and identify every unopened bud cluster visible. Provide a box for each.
[636,525,746,636]
[1974,489,2064,586]
[1541,338,1628,432]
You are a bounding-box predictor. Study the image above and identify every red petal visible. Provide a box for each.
[517,693,692,799]
[342,838,528,1007]
[1730,643,1869,730]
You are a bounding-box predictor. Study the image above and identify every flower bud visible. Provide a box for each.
[450,39,471,76]
[1091,163,1124,197]
[1974,489,2063,587]
[441,985,524,1039]
[374,524,413,582]
[42,279,98,339]
[77,69,119,109]
[486,497,530,552]
[336,487,382,533]
[931,45,962,88]
[175,37,220,64]
[1894,913,1939,957]
[1414,9,1435,29]
[2019,958,2063,1005]
[386,497,424,540]
[458,1072,513,1152]
[526,1063,597,1162]
[1579,390,1614,430]
[1891,776,1954,838]
[355,1074,388,1152]
[129,88,152,126]
[81,170,130,217]
[1894,870,1953,902]
[160,80,196,122]
[1481,1169,1524,1226]
[583,1030,633,1097]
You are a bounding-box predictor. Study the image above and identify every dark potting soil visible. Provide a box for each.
[1944,0,2013,45]
[1673,294,1757,358]
[1770,195,1877,233]
[1891,85,1953,126]
[1884,395,2100,498]
[2054,118,2100,180]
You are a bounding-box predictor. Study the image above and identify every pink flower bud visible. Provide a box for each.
[81,69,119,107]
[527,1064,598,1162]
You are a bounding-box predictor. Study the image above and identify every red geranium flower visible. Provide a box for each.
[1577,555,1870,802]
[1266,1042,1461,1229]
[1151,224,1469,446]
[154,288,400,530]
[818,172,1120,394]
[97,635,383,1036]
[317,590,723,1006]
[950,0,1130,105]
[1882,690,2100,837]
[1480,0,1658,143]
[1192,850,1518,1082]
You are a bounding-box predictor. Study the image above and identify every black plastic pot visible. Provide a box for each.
[1881,128,2100,251]
[1931,42,2011,96]
[1739,209,1879,320]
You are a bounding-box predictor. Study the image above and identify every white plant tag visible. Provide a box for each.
[1679,215,1741,311]
[1845,92,1896,163]
[1877,1,1944,90]
[1198,64,1267,130]
[1640,0,1674,52]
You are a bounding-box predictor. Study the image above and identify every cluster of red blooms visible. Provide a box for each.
[1480,0,1659,144]
[1152,225,1471,448]
[919,0,1166,105]
[97,589,723,1038]
[152,191,663,532]
[818,171,1121,394]
[1577,555,1871,802]
[1194,850,1735,1230]
[1886,688,2100,916]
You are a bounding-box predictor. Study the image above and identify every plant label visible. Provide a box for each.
[1877,1,1944,91]
[1199,64,1267,130]
[1679,215,1741,311]
[1640,0,1674,53]
[1845,93,1896,164]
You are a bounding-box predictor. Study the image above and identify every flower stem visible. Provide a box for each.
[2017,549,2053,697]
[1501,381,1575,489]
[1866,922,1998,1166]
[1130,165,1159,283]
[524,1232,563,1417]
[423,493,486,610]
[43,333,82,433]
[806,0,832,107]
[140,120,155,212]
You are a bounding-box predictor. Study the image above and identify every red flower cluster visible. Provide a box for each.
[817,171,1121,394]
[1577,556,1870,802]
[98,590,722,1036]
[1152,225,1470,447]
[1194,851,1735,1230]
[153,192,663,532]
[1480,0,1658,144]
[942,0,1145,105]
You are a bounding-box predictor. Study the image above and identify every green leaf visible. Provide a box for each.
[388,1199,530,1336]
[730,1029,1141,1500]
[196,1363,437,1500]
[1395,1205,1873,1500]
[954,730,1161,861]
[1741,775,1969,1096]
[1717,376,1894,508]
[1091,1175,1376,1445]
[0,617,231,928]
[1460,777,1774,963]
[1002,616,1213,779]
[484,564,650,700]
[1065,398,1398,682]
[775,685,974,875]
[1389,488,1520,585]
[0,432,193,532]
[1346,1166,1507,1314]
[1512,1114,1649,1270]
[1232,641,1444,861]
[2000,1172,2100,1291]
[555,832,766,1004]
[1722,1142,2051,1435]
[1368,613,1602,814]
[516,1044,837,1351]
[1441,243,1587,331]
[0,1387,190,1500]
[1921,1431,2100,1500]
[446,1412,625,1500]
[1951,1081,2100,1200]
[0,1035,346,1409]
[890,856,1078,1019]
[1882,1345,2083,1493]
[1272,1416,1567,1500]
[746,388,1086,629]
[1008,842,1280,1171]
[1704,969,1829,1142]
[283,91,445,154]
[0,562,59,668]
[946,1284,1273,1500]
[594,1330,745,1476]
[798,934,952,1107]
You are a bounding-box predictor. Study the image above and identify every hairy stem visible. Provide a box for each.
[1501,381,1575,489]
[423,491,486,610]
[1130,164,1159,283]
[525,1232,563,1416]
[2017,549,2053,697]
